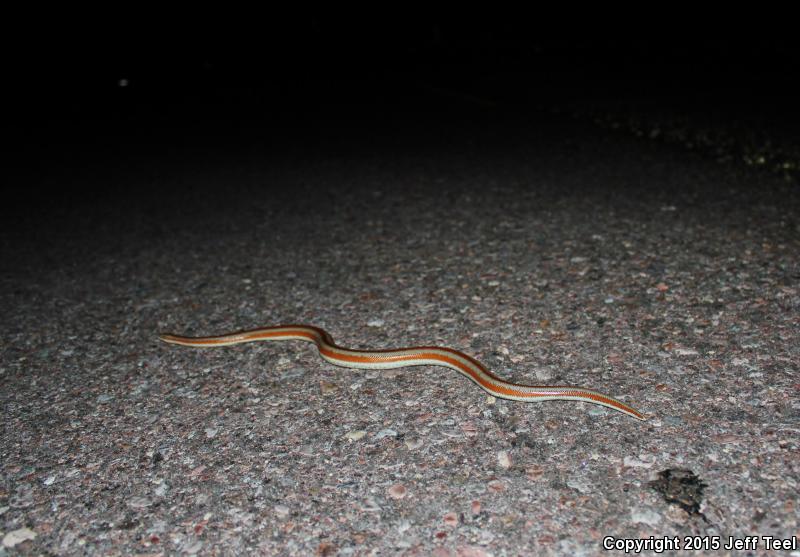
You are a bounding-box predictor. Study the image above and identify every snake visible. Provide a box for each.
[159,324,646,420]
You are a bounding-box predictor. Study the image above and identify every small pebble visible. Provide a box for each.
[319,380,339,395]
[387,484,407,499]
[526,465,545,480]
[3,527,37,547]
[497,450,511,469]
[404,438,423,450]
[345,430,367,441]
[128,496,151,509]
[630,507,662,525]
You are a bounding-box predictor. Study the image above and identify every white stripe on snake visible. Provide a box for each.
[159,324,646,420]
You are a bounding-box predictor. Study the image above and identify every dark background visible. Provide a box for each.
[6,18,800,212]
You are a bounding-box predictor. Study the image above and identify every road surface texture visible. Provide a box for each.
[2,35,799,556]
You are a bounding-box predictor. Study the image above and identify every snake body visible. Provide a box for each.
[159,324,646,420]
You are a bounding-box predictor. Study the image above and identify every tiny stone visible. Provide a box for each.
[183,539,204,554]
[345,430,367,441]
[128,496,152,509]
[624,456,655,468]
[319,380,339,395]
[566,476,591,494]
[497,450,511,469]
[3,527,37,547]
[630,507,662,526]
[526,465,545,480]
[388,484,407,499]
[404,438,423,450]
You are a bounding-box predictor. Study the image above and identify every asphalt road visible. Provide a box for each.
[2,71,799,555]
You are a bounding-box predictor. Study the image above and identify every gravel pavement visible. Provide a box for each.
[2,80,799,556]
